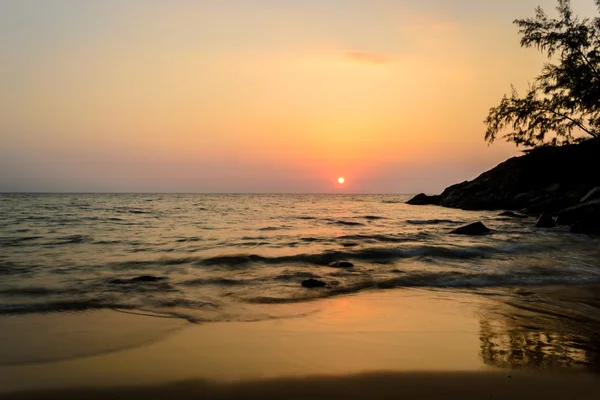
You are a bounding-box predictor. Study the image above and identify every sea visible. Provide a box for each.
[1,194,599,315]
[2,193,600,332]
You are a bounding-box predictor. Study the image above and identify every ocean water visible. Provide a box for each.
[1,193,600,325]
[3,193,600,369]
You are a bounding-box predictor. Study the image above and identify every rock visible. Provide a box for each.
[329,261,355,268]
[301,279,327,288]
[438,140,600,212]
[524,192,584,215]
[108,275,166,285]
[556,199,600,226]
[498,211,528,219]
[581,187,600,203]
[535,213,556,228]
[450,222,491,235]
[406,193,441,206]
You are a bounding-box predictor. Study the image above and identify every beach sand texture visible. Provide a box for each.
[2,289,599,399]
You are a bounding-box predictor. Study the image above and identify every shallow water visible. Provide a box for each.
[1,193,600,323]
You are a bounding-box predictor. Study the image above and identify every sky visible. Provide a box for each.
[1,0,598,193]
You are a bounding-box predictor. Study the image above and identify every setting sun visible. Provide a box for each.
[338,177,345,184]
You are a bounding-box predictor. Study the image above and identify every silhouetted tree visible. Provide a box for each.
[485,0,600,147]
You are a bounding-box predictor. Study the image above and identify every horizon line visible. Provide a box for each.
[0,191,421,196]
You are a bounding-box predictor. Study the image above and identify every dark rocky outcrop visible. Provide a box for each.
[329,261,355,268]
[498,211,528,219]
[301,279,327,288]
[536,213,556,228]
[404,140,600,233]
[450,222,491,235]
[437,140,600,213]
[406,193,441,206]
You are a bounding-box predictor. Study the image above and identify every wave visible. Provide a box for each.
[46,235,92,246]
[338,234,414,244]
[259,226,287,231]
[0,236,42,247]
[0,262,38,275]
[0,299,134,315]
[326,219,366,227]
[274,271,321,282]
[197,245,531,268]
[245,271,600,305]
[300,237,325,243]
[176,237,202,243]
[106,257,198,270]
[107,275,168,285]
[181,277,247,287]
[113,208,152,215]
[406,219,463,225]
[0,286,83,296]
[0,299,206,323]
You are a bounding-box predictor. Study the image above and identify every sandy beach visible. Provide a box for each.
[2,287,599,399]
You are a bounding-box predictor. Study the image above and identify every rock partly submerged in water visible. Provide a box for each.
[329,261,355,268]
[450,222,491,235]
[406,193,441,206]
[535,212,556,228]
[108,275,167,285]
[301,279,327,288]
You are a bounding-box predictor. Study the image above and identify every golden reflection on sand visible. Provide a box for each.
[1,287,599,395]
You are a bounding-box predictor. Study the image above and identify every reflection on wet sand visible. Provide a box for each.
[2,287,600,397]
[478,286,600,370]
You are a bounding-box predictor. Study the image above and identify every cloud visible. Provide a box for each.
[345,52,393,65]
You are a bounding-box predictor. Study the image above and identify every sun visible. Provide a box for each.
[338,177,345,184]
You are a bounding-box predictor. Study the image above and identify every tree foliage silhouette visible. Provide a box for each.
[485,0,600,147]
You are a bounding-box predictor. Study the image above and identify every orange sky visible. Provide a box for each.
[1,0,597,192]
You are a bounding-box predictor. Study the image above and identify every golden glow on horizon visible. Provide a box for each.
[338,177,345,184]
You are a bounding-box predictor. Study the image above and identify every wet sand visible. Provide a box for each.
[1,288,599,398]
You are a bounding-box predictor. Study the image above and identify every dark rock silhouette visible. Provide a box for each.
[301,279,327,288]
[436,140,599,212]
[404,141,600,233]
[536,213,556,228]
[329,261,355,268]
[406,193,441,206]
[498,211,528,219]
[450,222,491,235]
